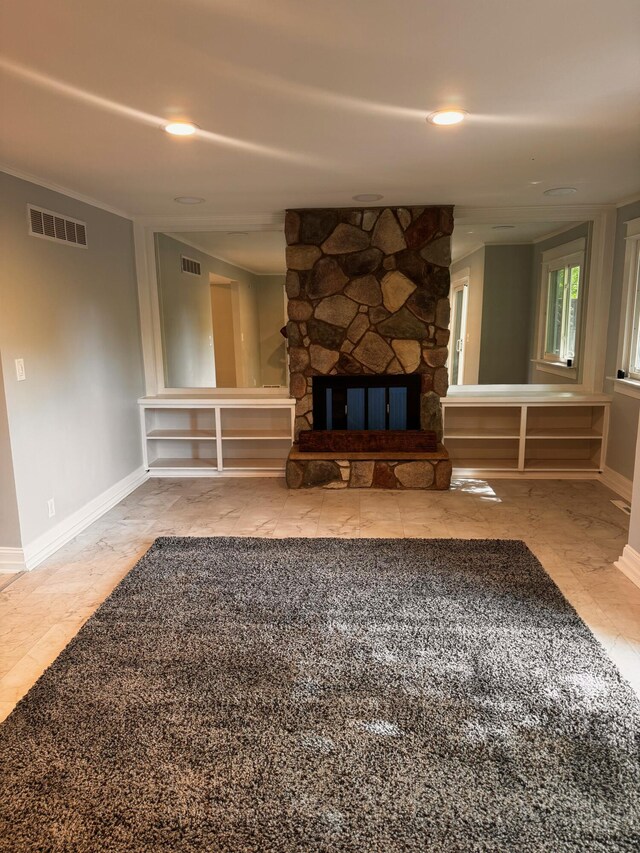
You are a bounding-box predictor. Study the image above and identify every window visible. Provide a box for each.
[544,262,581,362]
[538,238,585,368]
[620,217,640,380]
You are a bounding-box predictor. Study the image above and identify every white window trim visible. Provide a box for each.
[531,359,578,379]
[535,238,586,370]
[611,377,640,400]
[616,217,640,383]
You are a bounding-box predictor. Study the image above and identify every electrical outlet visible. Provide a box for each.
[15,359,26,381]
[47,498,56,518]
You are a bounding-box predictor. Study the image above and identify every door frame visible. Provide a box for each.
[449,273,469,385]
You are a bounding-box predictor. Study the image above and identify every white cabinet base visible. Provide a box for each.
[442,392,610,479]
[139,394,295,477]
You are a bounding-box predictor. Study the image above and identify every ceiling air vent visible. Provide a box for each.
[181,255,201,276]
[28,205,87,248]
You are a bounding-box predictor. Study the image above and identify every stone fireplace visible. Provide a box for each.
[284,205,453,489]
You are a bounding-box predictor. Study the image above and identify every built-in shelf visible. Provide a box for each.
[222,457,286,470]
[146,429,217,440]
[140,395,295,477]
[149,457,218,469]
[450,457,520,471]
[442,394,610,477]
[524,458,602,471]
[525,428,602,439]
[220,429,291,440]
[445,427,520,439]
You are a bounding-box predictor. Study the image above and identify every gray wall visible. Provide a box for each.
[478,244,533,384]
[0,355,21,548]
[604,200,640,480]
[0,172,144,548]
[528,222,591,385]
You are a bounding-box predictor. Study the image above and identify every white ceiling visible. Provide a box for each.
[451,221,582,262]
[174,230,286,274]
[1,1,639,218]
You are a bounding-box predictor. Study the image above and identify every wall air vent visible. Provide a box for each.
[27,205,87,247]
[181,255,201,276]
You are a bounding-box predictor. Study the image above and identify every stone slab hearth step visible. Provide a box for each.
[286,443,451,490]
[298,429,437,453]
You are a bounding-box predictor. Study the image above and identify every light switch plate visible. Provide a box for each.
[15,359,26,381]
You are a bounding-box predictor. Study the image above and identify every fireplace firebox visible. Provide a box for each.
[312,375,421,432]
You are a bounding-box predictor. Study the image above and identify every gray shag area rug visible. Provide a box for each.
[1,538,639,852]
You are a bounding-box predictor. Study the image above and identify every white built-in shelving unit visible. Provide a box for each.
[139,393,295,477]
[139,391,611,480]
[442,392,610,477]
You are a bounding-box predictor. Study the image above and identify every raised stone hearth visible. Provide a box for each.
[286,445,452,490]
[285,204,453,490]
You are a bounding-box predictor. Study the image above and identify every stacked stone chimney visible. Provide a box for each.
[285,205,454,443]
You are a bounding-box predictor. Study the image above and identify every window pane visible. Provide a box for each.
[563,265,580,360]
[545,268,565,357]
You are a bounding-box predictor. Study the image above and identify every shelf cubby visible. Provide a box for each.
[524,438,603,471]
[222,438,290,472]
[220,407,292,439]
[445,437,520,471]
[444,405,521,439]
[144,407,216,438]
[525,405,605,439]
[149,457,219,471]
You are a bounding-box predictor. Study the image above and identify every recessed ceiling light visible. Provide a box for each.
[492,225,516,230]
[164,121,198,136]
[174,196,205,205]
[543,187,577,197]
[427,109,467,126]
[227,231,249,237]
[352,194,384,202]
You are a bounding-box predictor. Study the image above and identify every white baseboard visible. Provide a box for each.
[0,547,26,573]
[21,466,148,571]
[615,544,640,590]
[600,466,633,502]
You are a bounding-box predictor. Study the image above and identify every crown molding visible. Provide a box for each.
[454,204,615,224]
[0,163,133,220]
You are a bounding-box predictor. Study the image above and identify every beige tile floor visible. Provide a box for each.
[1,476,639,722]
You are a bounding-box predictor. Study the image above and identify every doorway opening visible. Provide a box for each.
[450,278,469,386]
